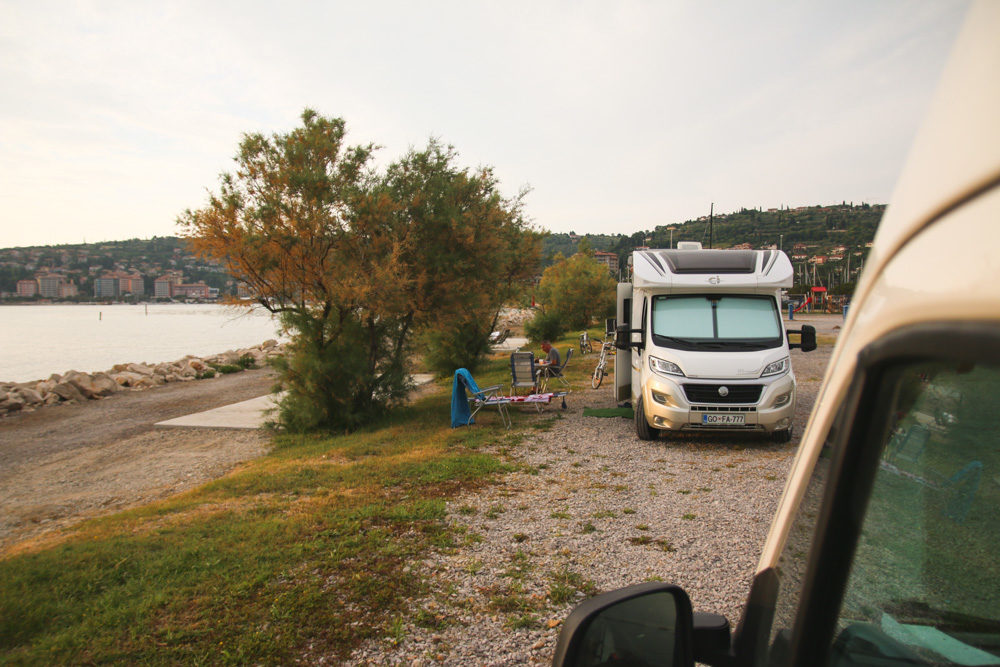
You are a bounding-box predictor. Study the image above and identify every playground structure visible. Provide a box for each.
[788,286,849,315]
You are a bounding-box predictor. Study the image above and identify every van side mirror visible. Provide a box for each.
[552,582,695,667]
[788,324,817,352]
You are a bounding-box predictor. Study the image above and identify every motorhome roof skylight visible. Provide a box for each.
[657,249,757,274]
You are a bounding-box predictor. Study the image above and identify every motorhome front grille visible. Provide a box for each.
[690,405,757,412]
[682,384,763,404]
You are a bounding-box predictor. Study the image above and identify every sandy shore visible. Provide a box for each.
[0,367,277,554]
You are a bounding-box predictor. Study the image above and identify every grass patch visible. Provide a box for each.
[654,539,675,552]
[0,359,519,664]
[548,567,597,605]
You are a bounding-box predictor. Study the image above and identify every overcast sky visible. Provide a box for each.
[0,0,970,248]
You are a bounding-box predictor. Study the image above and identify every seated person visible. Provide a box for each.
[540,340,561,376]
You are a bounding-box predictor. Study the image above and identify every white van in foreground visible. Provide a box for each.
[615,242,816,443]
[554,2,1000,665]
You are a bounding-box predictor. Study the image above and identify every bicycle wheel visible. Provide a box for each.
[592,365,604,389]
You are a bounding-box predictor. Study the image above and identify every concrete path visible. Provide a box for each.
[492,336,528,353]
[156,374,437,429]
[155,393,282,429]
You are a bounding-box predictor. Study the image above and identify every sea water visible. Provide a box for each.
[1,304,284,383]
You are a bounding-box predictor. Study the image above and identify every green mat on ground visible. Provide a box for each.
[583,407,634,418]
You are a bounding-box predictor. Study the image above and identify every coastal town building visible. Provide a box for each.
[154,272,183,298]
[117,273,145,296]
[172,282,211,299]
[94,271,145,298]
[16,279,38,297]
[93,275,119,298]
[38,274,62,298]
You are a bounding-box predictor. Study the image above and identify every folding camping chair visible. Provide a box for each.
[451,368,511,429]
[537,348,573,392]
[510,351,539,395]
[489,328,511,345]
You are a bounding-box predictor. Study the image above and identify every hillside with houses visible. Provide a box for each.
[543,202,882,293]
[2,203,881,303]
[0,237,235,302]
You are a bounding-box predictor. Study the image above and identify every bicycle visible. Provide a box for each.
[579,331,594,355]
[591,334,616,389]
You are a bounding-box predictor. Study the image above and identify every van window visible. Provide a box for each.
[651,295,782,351]
[830,360,1000,665]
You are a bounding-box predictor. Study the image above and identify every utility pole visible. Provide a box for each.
[669,228,673,249]
[780,234,783,252]
[709,202,714,249]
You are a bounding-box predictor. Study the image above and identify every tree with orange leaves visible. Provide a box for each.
[180,110,539,431]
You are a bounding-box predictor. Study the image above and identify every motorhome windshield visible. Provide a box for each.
[650,295,782,351]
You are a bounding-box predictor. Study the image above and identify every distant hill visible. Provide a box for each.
[542,202,883,292]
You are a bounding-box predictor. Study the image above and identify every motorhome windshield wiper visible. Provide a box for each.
[656,335,696,346]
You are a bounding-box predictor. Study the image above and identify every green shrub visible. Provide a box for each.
[237,353,257,369]
[524,309,565,343]
[421,319,492,376]
[271,310,409,433]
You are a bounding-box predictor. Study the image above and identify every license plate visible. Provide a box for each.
[702,414,745,425]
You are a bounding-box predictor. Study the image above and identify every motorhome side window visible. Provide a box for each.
[650,294,783,351]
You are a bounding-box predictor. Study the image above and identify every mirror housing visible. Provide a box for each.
[788,324,817,352]
[615,324,630,350]
[552,582,694,667]
[615,324,645,351]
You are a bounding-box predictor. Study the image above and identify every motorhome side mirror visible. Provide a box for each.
[552,582,695,667]
[788,324,817,352]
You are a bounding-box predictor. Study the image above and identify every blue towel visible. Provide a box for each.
[451,368,481,428]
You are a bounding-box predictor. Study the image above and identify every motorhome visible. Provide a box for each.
[615,241,816,442]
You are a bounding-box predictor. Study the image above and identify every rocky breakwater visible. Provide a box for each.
[0,340,283,417]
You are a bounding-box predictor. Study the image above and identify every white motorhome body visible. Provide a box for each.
[615,244,814,442]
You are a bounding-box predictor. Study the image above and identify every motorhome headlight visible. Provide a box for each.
[760,357,790,377]
[649,356,685,377]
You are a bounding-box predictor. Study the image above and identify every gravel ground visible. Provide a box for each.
[347,344,832,665]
